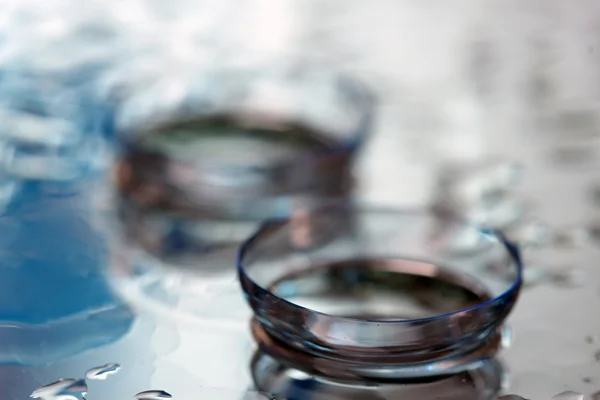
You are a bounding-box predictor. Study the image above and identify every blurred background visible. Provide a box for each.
[1,0,600,399]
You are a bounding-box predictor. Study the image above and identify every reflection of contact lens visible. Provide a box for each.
[251,316,505,381]
[239,207,522,379]
[251,350,505,400]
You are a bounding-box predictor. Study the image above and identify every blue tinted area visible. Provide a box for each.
[0,181,133,365]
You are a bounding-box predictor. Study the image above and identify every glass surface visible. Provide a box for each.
[0,96,597,398]
[1,0,600,399]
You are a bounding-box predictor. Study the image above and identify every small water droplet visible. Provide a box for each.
[590,183,600,206]
[501,325,514,349]
[549,143,598,165]
[442,225,492,255]
[500,364,512,390]
[522,264,548,287]
[469,198,525,229]
[554,226,594,249]
[583,223,600,246]
[440,160,523,203]
[585,335,597,344]
[498,396,529,400]
[242,392,274,400]
[135,390,172,400]
[432,160,523,225]
[31,378,88,400]
[549,268,586,288]
[551,390,584,400]
[583,377,593,384]
[508,220,553,249]
[85,363,121,380]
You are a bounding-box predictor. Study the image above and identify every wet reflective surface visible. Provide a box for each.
[7,117,600,400]
[5,1,600,399]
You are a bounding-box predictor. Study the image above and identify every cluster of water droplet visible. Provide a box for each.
[432,159,525,232]
[429,159,570,290]
[30,378,89,400]
[550,391,584,400]
[499,380,600,399]
[498,391,591,400]
[29,363,173,400]
[29,362,279,399]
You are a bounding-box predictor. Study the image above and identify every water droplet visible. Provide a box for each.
[442,225,492,255]
[549,143,597,165]
[585,335,597,344]
[468,198,525,229]
[554,226,594,249]
[498,396,529,400]
[590,182,600,206]
[549,268,586,288]
[583,223,600,246]
[551,390,584,400]
[508,220,553,249]
[583,377,593,384]
[85,363,121,380]
[432,160,524,226]
[522,264,548,287]
[31,378,88,400]
[442,160,523,204]
[242,392,274,400]
[501,325,513,349]
[134,390,172,400]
